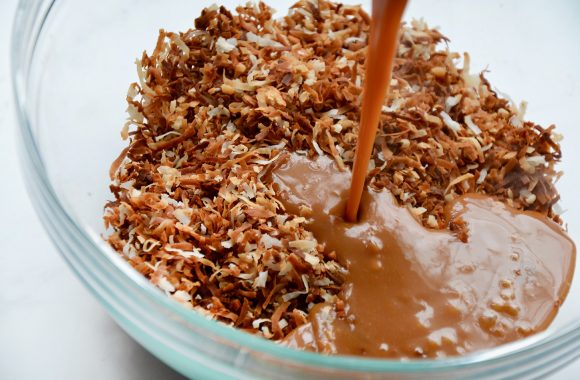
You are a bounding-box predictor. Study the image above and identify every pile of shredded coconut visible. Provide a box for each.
[104,0,564,340]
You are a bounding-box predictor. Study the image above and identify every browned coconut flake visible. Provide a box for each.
[104,0,564,340]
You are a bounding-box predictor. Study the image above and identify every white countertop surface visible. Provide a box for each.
[0,1,577,379]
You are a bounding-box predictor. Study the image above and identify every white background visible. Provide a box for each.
[0,0,578,379]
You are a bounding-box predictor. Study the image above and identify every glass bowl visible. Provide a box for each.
[12,0,580,378]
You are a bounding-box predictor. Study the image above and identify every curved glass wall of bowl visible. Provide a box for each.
[12,0,580,378]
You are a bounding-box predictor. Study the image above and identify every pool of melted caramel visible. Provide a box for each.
[272,153,576,358]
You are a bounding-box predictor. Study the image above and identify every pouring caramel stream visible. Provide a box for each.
[346,0,408,222]
[275,154,575,358]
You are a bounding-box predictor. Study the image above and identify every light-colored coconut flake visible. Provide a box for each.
[254,270,268,288]
[445,94,462,112]
[445,173,474,194]
[216,37,238,54]
[411,206,427,216]
[173,290,192,303]
[440,111,462,133]
[221,240,234,249]
[180,248,205,259]
[427,214,438,228]
[246,32,284,48]
[464,115,482,135]
[260,234,282,249]
[526,156,547,167]
[477,167,488,185]
[303,252,320,266]
[289,239,317,252]
[157,276,175,293]
[252,318,271,329]
[173,208,191,225]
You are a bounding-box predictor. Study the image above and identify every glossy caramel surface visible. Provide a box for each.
[275,154,575,358]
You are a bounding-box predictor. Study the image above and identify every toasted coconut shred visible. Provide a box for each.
[104,1,564,340]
